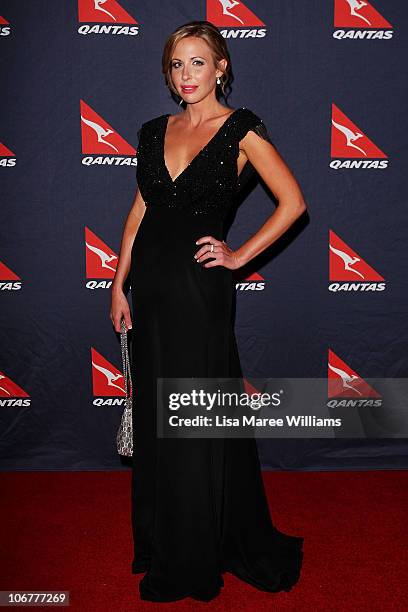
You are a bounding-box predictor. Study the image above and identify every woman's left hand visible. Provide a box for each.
[194,236,241,270]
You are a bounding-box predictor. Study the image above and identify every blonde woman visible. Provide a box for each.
[111,20,306,603]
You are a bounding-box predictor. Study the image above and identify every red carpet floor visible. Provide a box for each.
[0,470,407,611]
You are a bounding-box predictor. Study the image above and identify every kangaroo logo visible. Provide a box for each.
[92,360,124,392]
[334,0,392,29]
[85,227,119,279]
[80,100,136,156]
[331,103,386,159]
[345,0,372,25]
[94,0,116,21]
[331,118,366,156]
[328,349,380,398]
[329,230,384,282]
[218,1,244,25]
[207,0,265,27]
[328,361,362,395]
[86,241,118,272]
[81,115,119,153]
[91,348,126,396]
[329,244,365,279]
[78,0,137,24]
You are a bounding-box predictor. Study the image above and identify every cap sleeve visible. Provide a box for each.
[235,109,274,192]
[236,108,272,144]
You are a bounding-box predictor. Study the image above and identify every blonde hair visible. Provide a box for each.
[162,20,233,101]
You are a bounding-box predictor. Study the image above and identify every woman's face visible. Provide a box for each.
[170,36,226,104]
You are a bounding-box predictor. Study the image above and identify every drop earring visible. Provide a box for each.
[216,77,221,85]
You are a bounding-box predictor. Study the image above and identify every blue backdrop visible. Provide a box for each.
[1,0,407,470]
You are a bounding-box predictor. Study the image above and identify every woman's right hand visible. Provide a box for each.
[110,287,133,333]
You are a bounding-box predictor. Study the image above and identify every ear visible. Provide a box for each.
[216,58,228,77]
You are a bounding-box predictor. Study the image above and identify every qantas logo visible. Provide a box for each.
[328,349,381,406]
[85,227,118,289]
[235,270,266,291]
[0,260,21,291]
[0,371,30,406]
[330,103,388,169]
[0,14,10,36]
[78,0,139,35]
[0,141,16,167]
[91,347,129,406]
[80,100,136,166]
[329,230,385,292]
[333,0,393,39]
[207,0,267,38]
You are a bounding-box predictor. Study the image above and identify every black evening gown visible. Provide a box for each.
[130,107,303,602]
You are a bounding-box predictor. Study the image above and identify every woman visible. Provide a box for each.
[110,20,307,603]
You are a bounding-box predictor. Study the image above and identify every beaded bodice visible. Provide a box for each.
[135,107,270,218]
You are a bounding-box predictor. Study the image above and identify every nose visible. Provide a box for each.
[181,66,192,80]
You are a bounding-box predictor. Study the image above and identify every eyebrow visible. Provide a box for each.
[171,56,206,61]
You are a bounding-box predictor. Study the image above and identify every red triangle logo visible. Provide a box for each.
[85,227,118,279]
[243,378,262,396]
[78,0,137,24]
[334,0,392,29]
[0,15,9,24]
[245,271,265,281]
[233,270,266,282]
[0,261,20,281]
[91,347,125,396]
[0,371,29,398]
[329,230,384,281]
[0,142,15,157]
[328,349,380,398]
[207,0,265,27]
[80,100,135,155]
[331,103,386,158]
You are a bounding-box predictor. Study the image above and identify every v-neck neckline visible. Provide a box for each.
[162,107,242,185]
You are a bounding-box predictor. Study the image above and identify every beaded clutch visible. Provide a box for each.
[117,318,133,456]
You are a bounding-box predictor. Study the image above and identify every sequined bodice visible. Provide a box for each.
[135,107,269,218]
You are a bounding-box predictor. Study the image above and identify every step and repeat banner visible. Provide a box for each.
[1,1,407,470]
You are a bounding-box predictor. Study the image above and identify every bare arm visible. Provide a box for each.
[233,130,307,266]
[195,130,308,268]
[110,188,146,331]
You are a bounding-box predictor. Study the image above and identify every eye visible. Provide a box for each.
[171,60,204,69]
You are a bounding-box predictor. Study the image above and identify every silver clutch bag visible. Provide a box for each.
[117,318,133,456]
